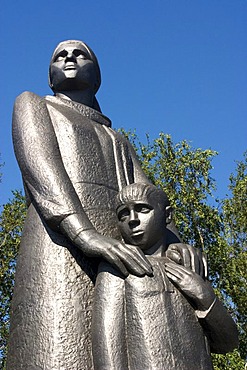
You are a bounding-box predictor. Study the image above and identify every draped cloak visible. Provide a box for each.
[7,92,149,370]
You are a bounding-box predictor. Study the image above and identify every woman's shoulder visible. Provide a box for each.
[13,92,52,119]
[16,90,42,103]
[14,91,44,112]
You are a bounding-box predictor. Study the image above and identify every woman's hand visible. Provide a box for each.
[166,243,208,279]
[74,229,153,278]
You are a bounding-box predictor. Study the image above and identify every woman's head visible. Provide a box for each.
[48,40,101,94]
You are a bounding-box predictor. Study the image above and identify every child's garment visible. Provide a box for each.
[92,256,237,370]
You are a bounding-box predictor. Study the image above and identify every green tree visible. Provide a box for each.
[221,152,247,359]
[0,191,26,369]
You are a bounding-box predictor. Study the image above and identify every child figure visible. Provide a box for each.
[92,183,238,370]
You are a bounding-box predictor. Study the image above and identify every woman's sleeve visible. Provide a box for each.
[13,91,94,239]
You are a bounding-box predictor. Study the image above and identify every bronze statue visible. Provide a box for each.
[92,183,238,369]
[7,40,238,369]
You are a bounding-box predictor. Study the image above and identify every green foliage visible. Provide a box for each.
[221,152,247,359]
[212,349,246,370]
[0,191,26,369]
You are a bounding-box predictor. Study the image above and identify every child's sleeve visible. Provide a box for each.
[196,297,239,353]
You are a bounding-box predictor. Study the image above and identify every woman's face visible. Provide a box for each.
[49,43,97,92]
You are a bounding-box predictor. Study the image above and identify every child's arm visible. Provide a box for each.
[165,261,214,310]
[165,261,239,353]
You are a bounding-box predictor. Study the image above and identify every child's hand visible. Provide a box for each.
[164,261,215,311]
[166,243,207,279]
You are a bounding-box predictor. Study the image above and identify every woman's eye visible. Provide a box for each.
[55,55,64,62]
[74,50,87,59]
[54,51,67,62]
[77,54,86,59]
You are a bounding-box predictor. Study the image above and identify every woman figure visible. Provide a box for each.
[7,40,153,370]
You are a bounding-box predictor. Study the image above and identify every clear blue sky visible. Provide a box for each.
[1,0,246,206]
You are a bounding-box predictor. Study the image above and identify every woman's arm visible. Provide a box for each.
[13,91,92,231]
[13,92,152,277]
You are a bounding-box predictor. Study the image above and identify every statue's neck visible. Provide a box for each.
[144,236,167,257]
[55,89,94,106]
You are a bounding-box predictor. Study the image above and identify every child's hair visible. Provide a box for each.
[116,183,170,211]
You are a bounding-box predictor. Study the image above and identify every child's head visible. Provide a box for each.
[116,183,172,252]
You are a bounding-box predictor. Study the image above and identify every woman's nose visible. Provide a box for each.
[65,52,76,62]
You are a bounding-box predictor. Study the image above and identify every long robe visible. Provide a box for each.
[7,92,149,370]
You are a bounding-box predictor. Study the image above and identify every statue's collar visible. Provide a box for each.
[45,95,112,127]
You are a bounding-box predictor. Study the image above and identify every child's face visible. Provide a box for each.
[117,198,166,251]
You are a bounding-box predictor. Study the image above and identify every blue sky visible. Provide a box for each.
[1,0,246,206]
